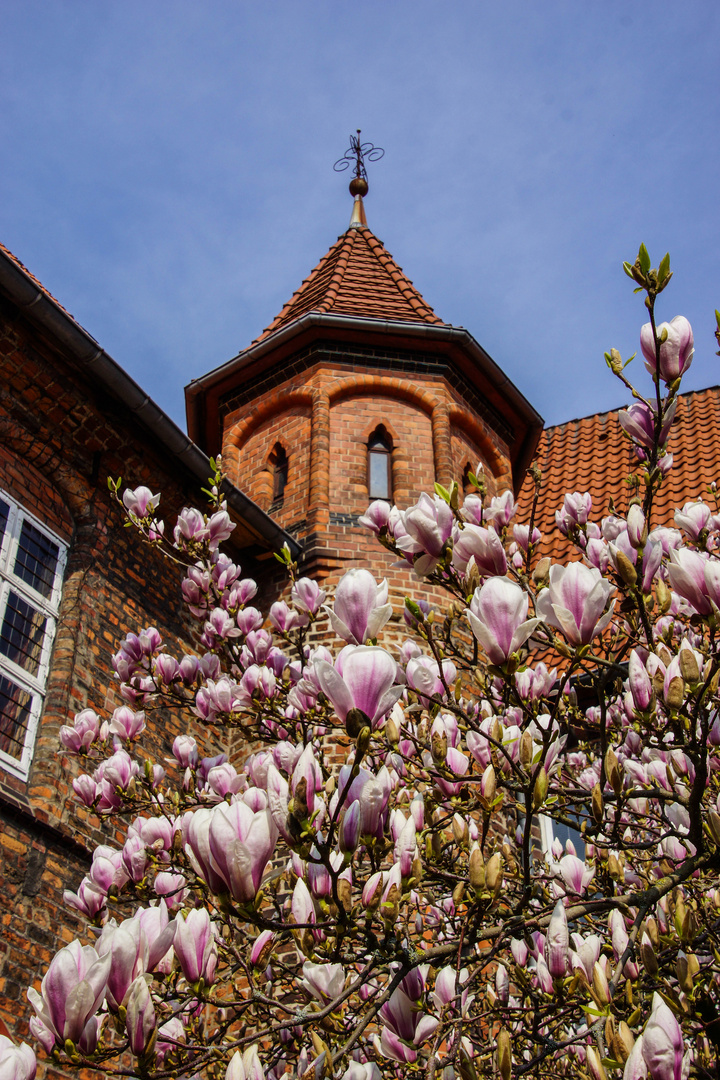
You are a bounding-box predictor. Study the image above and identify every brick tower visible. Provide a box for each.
[185,164,543,601]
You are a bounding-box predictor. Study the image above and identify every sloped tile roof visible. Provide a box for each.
[0,241,79,324]
[516,386,720,564]
[254,223,447,343]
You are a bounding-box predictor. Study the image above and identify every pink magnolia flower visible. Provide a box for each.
[643,992,684,1080]
[674,500,711,541]
[315,646,403,728]
[358,500,392,534]
[291,577,327,615]
[27,939,111,1046]
[641,315,694,384]
[172,734,198,768]
[0,1036,36,1080]
[484,490,516,529]
[226,1047,264,1080]
[377,982,439,1064]
[536,563,615,647]
[174,908,218,985]
[325,569,392,644]
[544,899,569,977]
[628,650,653,711]
[269,600,309,633]
[619,399,677,452]
[59,709,101,754]
[466,577,539,665]
[451,523,507,576]
[123,486,160,519]
[301,961,345,1003]
[108,706,146,741]
[624,1036,648,1080]
[556,854,595,896]
[64,878,108,921]
[666,549,713,615]
[208,800,278,902]
[396,493,454,575]
[125,976,156,1055]
[556,492,593,536]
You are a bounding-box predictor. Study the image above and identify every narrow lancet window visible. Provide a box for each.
[367,426,392,501]
[270,444,288,504]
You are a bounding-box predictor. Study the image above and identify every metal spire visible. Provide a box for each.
[333,130,384,228]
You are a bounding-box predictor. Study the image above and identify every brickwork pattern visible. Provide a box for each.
[0,295,245,1063]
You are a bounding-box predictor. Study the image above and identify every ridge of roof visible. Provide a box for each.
[252,225,447,345]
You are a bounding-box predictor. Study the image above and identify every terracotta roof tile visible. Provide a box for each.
[516,386,720,564]
[254,224,447,344]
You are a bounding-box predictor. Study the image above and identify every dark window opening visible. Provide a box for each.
[462,462,475,494]
[270,445,288,504]
[367,426,392,501]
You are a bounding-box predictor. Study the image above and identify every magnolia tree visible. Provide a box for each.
[7,249,720,1080]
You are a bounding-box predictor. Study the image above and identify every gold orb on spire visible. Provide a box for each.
[349,176,369,197]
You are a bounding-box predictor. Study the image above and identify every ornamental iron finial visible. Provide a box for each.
[333,130,385,197]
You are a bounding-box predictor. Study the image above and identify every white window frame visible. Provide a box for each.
[0,492,67,779]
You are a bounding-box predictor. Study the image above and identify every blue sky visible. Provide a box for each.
[1,1,718,430]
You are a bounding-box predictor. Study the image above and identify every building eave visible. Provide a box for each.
[0,247,301,560]
[185,312,544,487]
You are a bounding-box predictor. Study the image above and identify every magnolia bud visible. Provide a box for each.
[480,764,496,802]
[617,1021,635,1060]
[645,917,659,949]
[496,1028,512,1080]
[452,813,469,846]
[607,852,624,880]
[627,504,647,549]
[592,962,610,1007]
[640,931,658,975]
[533,558,552,587]
[679,649,700,685]
[469,847,485,890]
[655,578,671,614]
[586,1047,607,1080]
[385,718,400,746]
[356,726,372,754]
[615,549,638,586]
[708,810,720,845]
[452,881,465,906]
[519,730,534,767]
[592,783,604,823]
[486,853,503,895]
[605,747,622,796]
[532,767,548,811]
[675,950,697,994]
[665,675,685,709]
[431,729,448,765]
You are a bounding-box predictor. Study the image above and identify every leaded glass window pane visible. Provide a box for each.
[0,592,46,676]
[14,520,59,599]
[0,675,33,758]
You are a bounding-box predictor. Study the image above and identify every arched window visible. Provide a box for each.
[269,444,288,504]
[367,426,392,501]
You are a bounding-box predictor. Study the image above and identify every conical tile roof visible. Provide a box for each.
[254,209,447,343]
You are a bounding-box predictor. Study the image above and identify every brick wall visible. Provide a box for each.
[0,294,256,1063]
[221,348,515,614]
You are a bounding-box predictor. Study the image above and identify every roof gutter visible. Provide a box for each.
[0,249,300,559]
